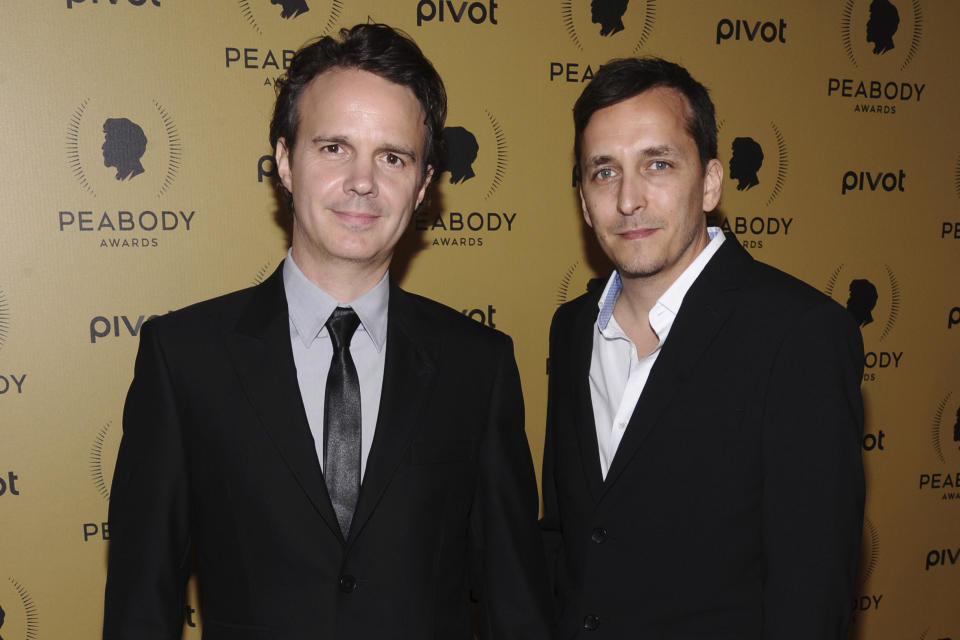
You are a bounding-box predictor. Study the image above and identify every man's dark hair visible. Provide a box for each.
[573,57,717,176]
[269,23,447,188]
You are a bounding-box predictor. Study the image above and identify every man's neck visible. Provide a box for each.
[290,246,390,303]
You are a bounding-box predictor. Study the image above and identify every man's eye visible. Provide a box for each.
[651,160,670,170]
[322,144,341,153]
[594,168,615,180]
[384,153,404,166]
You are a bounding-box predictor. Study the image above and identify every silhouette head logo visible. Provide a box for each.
[953,405,960,449]
[442,126,479,184]
[271,0,309,19]
[867,0,899,55]
[591,0,629,36]
[102,118,147,181]
[729,137,764,191]
[846,278,878,327]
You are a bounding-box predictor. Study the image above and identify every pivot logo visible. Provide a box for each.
[461,305,497,328]
[551,0,656,83]
[829,0,925,115]
[62,97,196,250]
[862,429,886,451]
[0,577,39,640]
[417,108,515,248]
[715,18,787,45]
[67,0,161,8]
[89,313,164,343]
[924,546,960,570]
[0,472,20,497]
[417,0,499,26]
[232,1,342,87]
[840,169,906,194]
[717,120,791,250]
[825,263,903,381]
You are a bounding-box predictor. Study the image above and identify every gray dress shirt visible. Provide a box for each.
[282,251,388,479]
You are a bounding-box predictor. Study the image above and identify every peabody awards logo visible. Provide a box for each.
[82,421,121,543]
[61,97,196,249]
[0,577,39,640]
[918,391,960,502]
[851,518,883,617]
[825,262,903,382]
[0,288,8,352]
[828,0,925,115]
[550,0,657,83]
[556,260,606,307]
[715,119,791,251]
[230,0,343,87]
[0,289,27,397]
[415,108,516,248]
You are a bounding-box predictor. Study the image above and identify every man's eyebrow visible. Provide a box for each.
[638,145,678,158]
[584,154,614,168]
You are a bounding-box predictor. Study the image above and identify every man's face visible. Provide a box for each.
[276,67,432,277]
[578,86,722,285]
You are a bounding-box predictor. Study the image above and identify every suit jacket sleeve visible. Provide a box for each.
[761,301,865,639]
[103,321,191,639]
[472,334,554,640]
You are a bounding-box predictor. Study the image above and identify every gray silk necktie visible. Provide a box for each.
[324,306,362,538]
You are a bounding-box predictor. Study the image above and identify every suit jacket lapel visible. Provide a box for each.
[226,263,342,539]
[572,290,606,504]
[600,238,749,496]
[348,283,437,542]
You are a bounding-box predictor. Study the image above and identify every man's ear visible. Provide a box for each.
[275,138,293,193]
[416,165,435,209]
[579,184,594,229]
[702,157,723,213]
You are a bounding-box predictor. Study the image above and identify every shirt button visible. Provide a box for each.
[339,574,357,593]
[583,614,600,631]
[591,527,608,543]
[616,421,626,431]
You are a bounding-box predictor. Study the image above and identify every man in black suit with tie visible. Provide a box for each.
[103,23,552,639]
[540,57,865,639]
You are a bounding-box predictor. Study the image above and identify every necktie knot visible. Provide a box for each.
[326,307,360,352]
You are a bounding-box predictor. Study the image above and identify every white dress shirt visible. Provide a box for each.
[590,227,726,478]
[282,250,388,480]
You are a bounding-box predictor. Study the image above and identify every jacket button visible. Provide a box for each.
[339,574,357,593]
[591,527,608,543]
[583,614,600,630]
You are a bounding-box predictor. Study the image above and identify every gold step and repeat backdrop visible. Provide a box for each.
[1,1,958,638]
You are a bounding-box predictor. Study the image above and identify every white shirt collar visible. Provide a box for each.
[596,227,726,338]
[282,248,389,352]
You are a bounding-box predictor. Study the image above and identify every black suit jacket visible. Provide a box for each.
[540,238,865,639]
[103,264,552,640]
